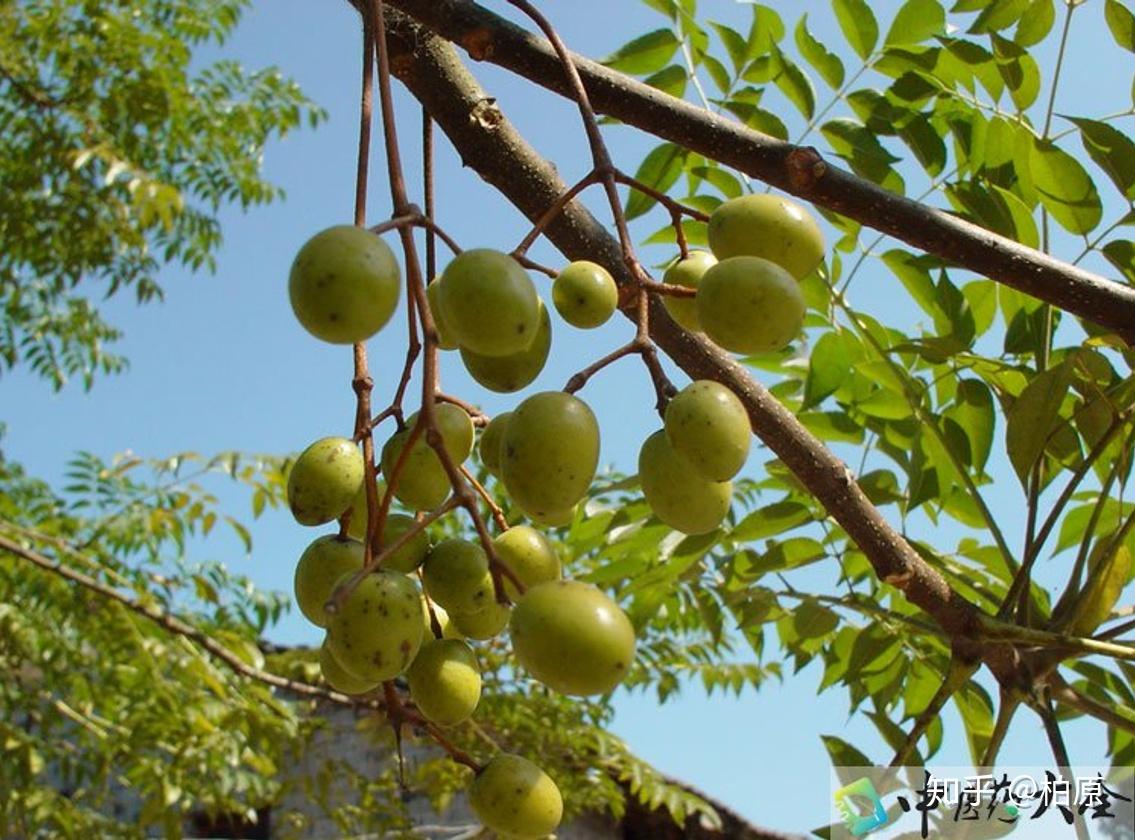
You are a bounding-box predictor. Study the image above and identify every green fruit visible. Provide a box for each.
[661,250,715,332]
[294,535,365,628]
[406,403,475,464]
[509,580,635,696]
[461,299,551,393]
[289,225,401,344]
[422,597,464,640]
[380,429,450,512]
[437,249,540,357]
[406,639,482,726]
[450,600,512,641]
[552,260,618,328]
[527,505,576,528]
[664,380,751,481]
[372,513,430,573]
[287,437,365,526]
[320,638,380,695]
[422,539,496,615]
[697,256,805,354]
[469,754,563,840]
[706,194,825,280]
[502,392,600,517]
[326,570,425,683]
[494,526,560,601]
[427,279,459,350]
[638,430,731,535]
[345,478,387,541]
[479,412,511,477]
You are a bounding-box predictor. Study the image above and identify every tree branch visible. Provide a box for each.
[380,13,1022,681]
[385,0,1135,344]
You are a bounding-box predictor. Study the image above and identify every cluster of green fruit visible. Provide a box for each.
[285,226,635,838]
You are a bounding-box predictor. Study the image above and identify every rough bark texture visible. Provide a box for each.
[381,14,1022,682]
[385,0,1135,345]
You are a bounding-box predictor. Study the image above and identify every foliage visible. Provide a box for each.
[2,0,1135,837]
[0,0,324,390]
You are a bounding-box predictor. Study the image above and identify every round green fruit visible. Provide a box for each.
[706,194,824,280]
[422,597,464,640]
[509,580,635,696]
[293,535,365,628]
[696,256,805,354]
[470,754,563,840]
[527,505,576,528]
[422,539,495,615]
[345,478,387,541]
[287,437,365,526]
[437,249,540,357]
[405,402,475,464]
[664,380,751,482]
[494,526,560,602]
[479,412,511,477]
[371,513,430,573]
[427,279,459,350]
[552,260,618,328]
[450,600,511,641]
[639,430,732,535]
[661,250,716,332]
[380,429,450,512]
[320,638,380,695]
[289,225,401,344]
[460,299,551,393]
[326,570,425,683]
[406,639,482,727]
[501,392,600,517]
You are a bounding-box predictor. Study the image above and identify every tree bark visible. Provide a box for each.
[385,0,1135,345]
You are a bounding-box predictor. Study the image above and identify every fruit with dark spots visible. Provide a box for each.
[478,412,511,478]
[461,299,551,393]
[493,525,560,601]
[501,391,599,517]
[509,580,636,697]
[370,513,431,573]
[707,193,824,280]
[661,250,715,332]
[551,260,618,328]
[421,538,495,615]
[406,639,482,726]
[319,638,380,695]
[664,380,751,481]
[437,249,540,356]
[696,256,804,354]
[287,437,364,526]
[469,753,563,839]
[639,430,732,535]
[293,535,364,627]
[289,225,400,344]
[326,570,425,683]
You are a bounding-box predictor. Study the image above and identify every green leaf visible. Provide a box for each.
[701,54,732,94]
[1066,117,1135,200]
[1014,0,1055,46]
[946,379,996,473]
[625,143,687,220]
[710,22,749,72]
[1103,239,1135,284]
[1106,0,1135,53]
[643,64,689,98]
[804,331,855,407]
[886,0,946,45]
[1005,362,1072,484]
[795,16,845,88]
[603,28,681,74]
[747,4,786,54]
[794,599,840,638]
[1028,138,1103,235]
[821,734,872,767]
[821,118,904,190]
[832,0,879,60]
[773,51,816,120]
[969,0,1029,34]
[733,501,814,542]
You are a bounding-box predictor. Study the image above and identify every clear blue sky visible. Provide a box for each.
[2,0,1128,835]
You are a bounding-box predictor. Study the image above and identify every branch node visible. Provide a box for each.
[786,146,826,192]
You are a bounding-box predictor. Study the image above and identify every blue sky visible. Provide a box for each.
[3,0,1130,835]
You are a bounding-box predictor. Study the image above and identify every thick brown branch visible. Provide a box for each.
[387,0,1135,344]
[381,14,1021,682]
